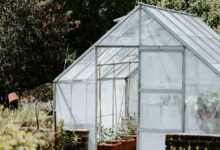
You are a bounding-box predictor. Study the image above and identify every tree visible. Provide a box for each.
[61,0,219,58]
[59,0,136,57]
[0,0,77,92]
[142,0,220,30]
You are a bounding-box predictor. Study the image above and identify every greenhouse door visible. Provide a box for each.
[139,47,185,150]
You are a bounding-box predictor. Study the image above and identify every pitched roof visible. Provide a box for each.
[55,4,220,82]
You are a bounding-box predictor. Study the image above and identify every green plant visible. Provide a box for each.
[127,119,137,135]
[97,127,114,144]
[56,121,81,149]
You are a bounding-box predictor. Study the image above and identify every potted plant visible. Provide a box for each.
[97,128,122,150]
[116,119,137,150]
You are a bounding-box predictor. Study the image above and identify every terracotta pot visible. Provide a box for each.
[98,141,122,150]
[119,135,136,150]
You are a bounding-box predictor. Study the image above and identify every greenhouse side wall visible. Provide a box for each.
[56,80,96,150]
[55,48,96,150]
[185,50,220,133]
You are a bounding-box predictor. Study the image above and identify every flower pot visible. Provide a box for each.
[98,141,122,150]
[119,135,136,150]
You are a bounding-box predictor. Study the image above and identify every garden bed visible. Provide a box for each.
[166,134,220,150]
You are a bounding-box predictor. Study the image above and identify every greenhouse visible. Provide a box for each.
[54,3,220,150]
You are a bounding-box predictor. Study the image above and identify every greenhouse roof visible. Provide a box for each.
[55,3,220,82]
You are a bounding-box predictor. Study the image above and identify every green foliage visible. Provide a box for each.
[56,121,80,149]
[0,106,48,149]
[0,0,76,91]
[58,0,136,57]
[0,104,81,150]
[97,127,114,143]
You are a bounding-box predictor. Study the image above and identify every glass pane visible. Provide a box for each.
[97,80,126,131]
[141,52,182,89]
[141,10,181,46]
[185,50,220,133]
[60,48,95,80]
[56,83,73,127]
[97,48,138,79]
[140,93,182,130]
[99,10,139,46]
[140,132,165,150]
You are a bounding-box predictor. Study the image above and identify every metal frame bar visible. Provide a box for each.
[139,128,182,133]
[96,45,139,48]
[143,7,220,77]
[140,45,185,51]
[95,46,98,150]
[140,89,182,94]
[98,61,138,66]
[53,83,57,149]
[98,77,125,81]
[137,4,142,150]
[182,48,186,132]
[58,77,126,83]
[125,78,129,119]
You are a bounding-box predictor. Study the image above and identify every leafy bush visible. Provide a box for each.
[0,106,47,149]
[0,105,81,150]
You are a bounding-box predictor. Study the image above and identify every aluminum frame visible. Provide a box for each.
[137,5,142,150]
[95,46,98,150]
[53,4,220,150]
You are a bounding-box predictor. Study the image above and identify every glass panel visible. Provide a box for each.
[60,48,95,80]
[140,93,182,130]
[180,35,217,63]
[194,17,220,41]
[159,10,194,36]
[141,52,182,89]
[98,48,138,65]
[128,71,138,120]
[185,50,220,134]
[144,7,181,35]
[97,48,138,79]
[97,80,126,131]
[141,10,181,46]
[56,83,73,127]
[99,10,139,46]
[140,132,165,150]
